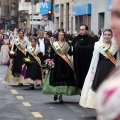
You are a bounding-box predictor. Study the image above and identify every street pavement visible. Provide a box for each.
[0,65,96,120]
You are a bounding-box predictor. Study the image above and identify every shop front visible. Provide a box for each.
[72,3,91,30]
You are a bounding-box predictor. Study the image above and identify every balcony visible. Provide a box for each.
[19,2,31,11]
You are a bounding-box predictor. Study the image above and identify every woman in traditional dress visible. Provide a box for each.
[96,0,120,119]
[42,30,79,103]
[80,29,118,109]
[9,32,17,45]
[24,36,42,89]
[5,29,27,85]
[0,34,9,64]
[3,34,9,44]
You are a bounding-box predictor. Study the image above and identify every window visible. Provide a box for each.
[98,12,105,29]
[25,0,31,2]
[66,3,69,31]
[55,5,59,12]
[75,15,91,31]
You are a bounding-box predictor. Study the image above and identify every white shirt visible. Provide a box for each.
[39,38,45,55]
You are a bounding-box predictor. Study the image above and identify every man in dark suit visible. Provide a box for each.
[72,24,97,90]
[38,30,51,65]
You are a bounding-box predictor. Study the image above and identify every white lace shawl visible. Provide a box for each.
[11,37,27,51]
[91,40,118,74]
[99,41,118,58]
[27,44,40,56]
[59,41,70,54]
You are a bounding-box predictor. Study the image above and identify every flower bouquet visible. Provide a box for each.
[46,59,55,70]
[24,58,31,63]
[21,58,31,76]
[43,59,55,74]
[24,57,34,66]
[9,51,16,58]
[21,64,27,76]
[5,51,16,66]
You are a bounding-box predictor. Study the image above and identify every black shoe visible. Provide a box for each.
[18,83,23,86]
[59,95,63,103]
[29,84,35,90]
[54,95,58,101]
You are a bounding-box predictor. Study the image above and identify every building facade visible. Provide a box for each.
[54,0,73,33]
[72,0,112,34]
[0,0,19,30]
[18,0,31,29]
[18,0,53,30]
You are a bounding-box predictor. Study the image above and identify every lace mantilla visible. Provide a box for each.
[27,44,40,55]
[99,41,118,58]
[14,38,27,49]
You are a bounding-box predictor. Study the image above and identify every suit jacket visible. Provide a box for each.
[72,34,97,89]
[38,38,51,65]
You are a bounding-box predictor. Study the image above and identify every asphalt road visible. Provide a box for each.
[0,65,96,120]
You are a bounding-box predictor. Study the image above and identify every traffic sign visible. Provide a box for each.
[40,2,51,15]
[30,21,42,25]
[30,15,42,20]
[30,21,49,26]
[42,15,48,21]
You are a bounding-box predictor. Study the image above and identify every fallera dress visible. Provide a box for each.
[42,41,79,95]
[5,38,27,83]
[80,41,118,109]
[25,45,42,85]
